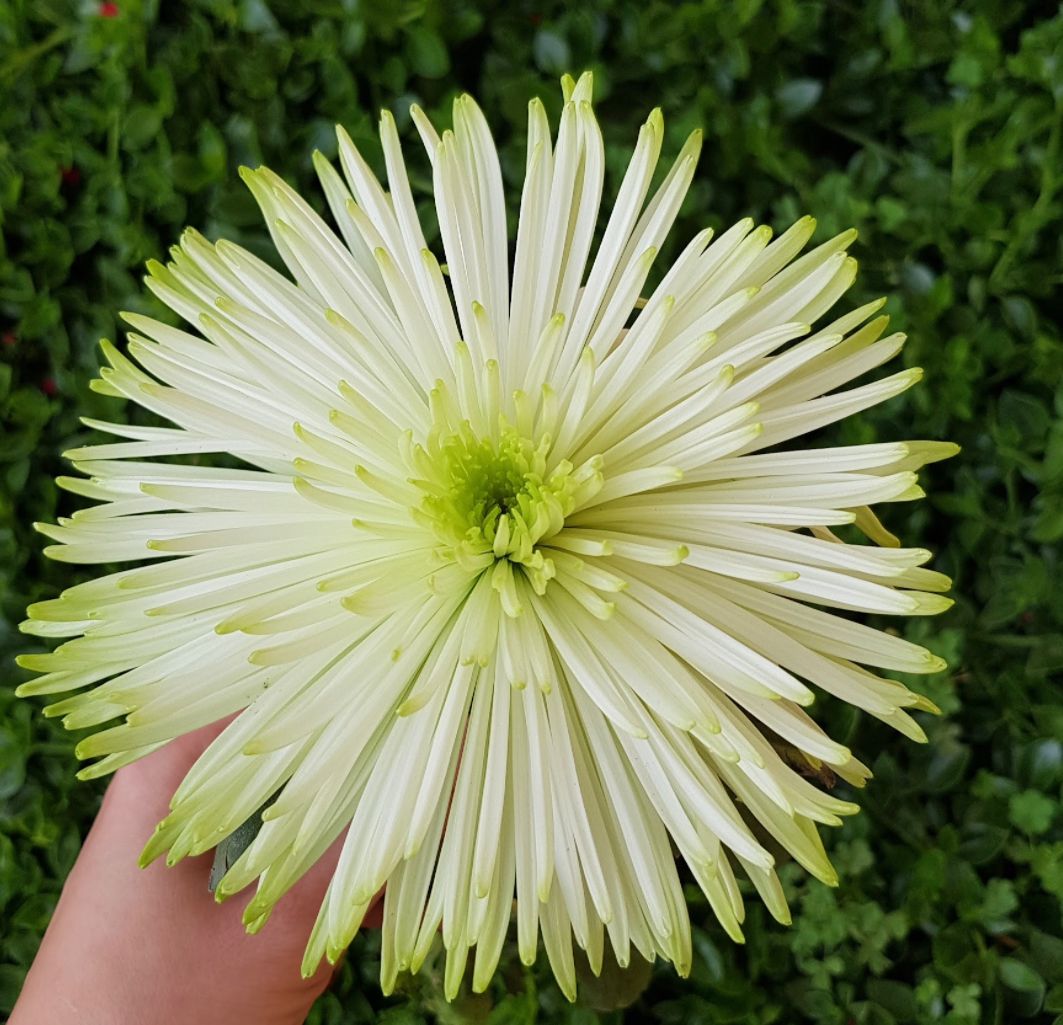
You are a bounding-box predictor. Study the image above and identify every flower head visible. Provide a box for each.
[19,73,955,999]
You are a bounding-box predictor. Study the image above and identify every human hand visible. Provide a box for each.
[11,721,380,1025]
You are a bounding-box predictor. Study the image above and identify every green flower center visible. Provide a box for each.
[407,423,604,600]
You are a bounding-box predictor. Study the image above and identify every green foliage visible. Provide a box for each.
[2,0,1062,1022]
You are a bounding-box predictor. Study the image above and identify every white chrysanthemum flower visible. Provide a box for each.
[19,73,956,999]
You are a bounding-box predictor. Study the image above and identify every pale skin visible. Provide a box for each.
[11,722,381,1025]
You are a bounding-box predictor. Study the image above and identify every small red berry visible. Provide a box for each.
[61,166,81,186]
[41,377,58,397]
[1,331,16,348]
[99,1,119,17]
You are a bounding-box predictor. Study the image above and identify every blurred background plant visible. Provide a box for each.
[1,1,1062,1022]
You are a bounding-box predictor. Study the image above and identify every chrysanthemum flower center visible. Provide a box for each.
[416,428,566,581]
[406,423,604,608]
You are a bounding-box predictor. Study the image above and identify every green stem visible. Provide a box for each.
[0,26,73,83]
[990,98,1063,290]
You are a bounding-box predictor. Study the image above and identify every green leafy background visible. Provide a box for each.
[2,1,1062,1022]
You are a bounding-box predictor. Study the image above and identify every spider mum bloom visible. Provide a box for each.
[19,73,955,999]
